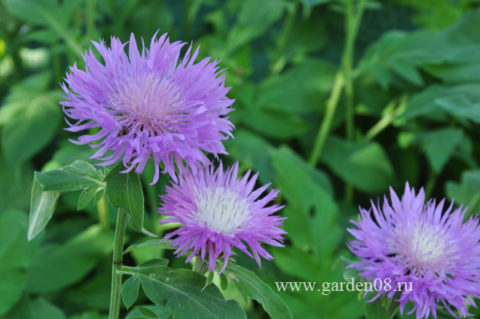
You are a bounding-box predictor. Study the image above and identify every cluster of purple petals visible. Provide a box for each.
[61,32,234,184]
[159,162,286,272]
[348,183,480,319]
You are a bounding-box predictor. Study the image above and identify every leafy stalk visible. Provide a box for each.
[308,0,367,169]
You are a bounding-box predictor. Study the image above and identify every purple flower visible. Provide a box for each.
[60,32,234,184]
[159,162,286,272]
[348,183,480,319]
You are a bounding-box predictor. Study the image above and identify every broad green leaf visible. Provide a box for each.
[126,305,172,319]
[123,276,141,309]
[225,129,276,184]
[238,108,308,139]
[446,169,480,217]
[35,160,105,192]
[272,146,340,255]
[5,297,66,319]
[106,165,145,231]
[401,84,480,123]
[4,0,83,55]
[365,300,390,319]
[0,211,40,315]
[28,176,60,241]
[364,295,397,319]
[359,10,480,89]
[227,0,288,53]
[1,90,60,167]
[122,266,246,319]
[418,128,463,173]
[27,225,114,293]
[256,59,335,113]
[124,239,172,255]
[320,137,395,193]
[226,263,293,319]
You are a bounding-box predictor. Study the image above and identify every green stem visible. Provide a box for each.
[344,0,355,141]
[343,0,367,202]
[308,0,367,168]
[308,72,344,167]
[271,2,296,75]
[192,257,207,274]
[97,196,108,227]
[344,0,367,140]
[108,209,128,319]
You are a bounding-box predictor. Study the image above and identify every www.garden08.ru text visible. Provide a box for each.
[275,278,413,295]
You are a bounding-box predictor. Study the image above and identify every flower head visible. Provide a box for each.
[61,32,234,184]
[159,162,286,272]
[348,183,480,319]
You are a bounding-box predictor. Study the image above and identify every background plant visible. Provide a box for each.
[1,0,480,318]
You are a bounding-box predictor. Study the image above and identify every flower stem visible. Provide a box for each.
[343,0,367,203]
[108,208,128,319]
[308,72,344,167]
[309,0,367,168]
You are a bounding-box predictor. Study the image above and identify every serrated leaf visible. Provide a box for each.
[28,176,60,241]
[105,165,145,231]
[226,263,293,319]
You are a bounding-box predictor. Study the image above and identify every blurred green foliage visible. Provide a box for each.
[0,0,480,318]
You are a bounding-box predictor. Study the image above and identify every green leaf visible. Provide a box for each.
[124,239,172,255]
[27,225,114,293]
[6,297,67,319]
[418,128,464,173]
[225,129,276,184]
[364,295,398,319]
[35,160,105,193]
[446,169,480,217]
[271,146,340,256]
[28,175,61,241]
[238,108,308,139]
[122,276,141,310]
[126,305,172,319]
[401,84,480,123]
[226,263,293,319]
[1,90,60,167]
[0,211,40,315]
[320,137,395,193]
[4,0,83,55]
[106,165,145,231]
[227,0,288,53]
[256,59,335,113]
[122,266,246,319]
[364,299,390,319]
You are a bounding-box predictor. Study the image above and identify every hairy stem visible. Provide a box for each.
[108,209,128,319]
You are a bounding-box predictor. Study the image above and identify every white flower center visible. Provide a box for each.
[391,222,457,274]
[194,187,251,235]
[109,73,184,134]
